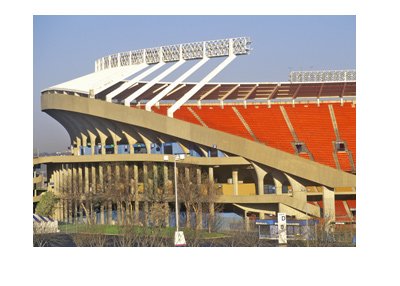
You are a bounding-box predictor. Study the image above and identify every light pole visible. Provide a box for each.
[174,156,179,232]
[164,154,186,246]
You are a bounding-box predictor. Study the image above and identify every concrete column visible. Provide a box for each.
[153,163,158,190]
[322,186,335,222]
[91,164,96,193]
[232,168,239,196]
[273,175,283,195]
[208,167,214,183]
[244,210,250,231]
[84,164,89,194]
[163,164,170,227]
[98,164,103,193]
[97,131,107,155]
[67,165,73,223]
[144,202,149,226]
[133,163,139,225]
[285,173,307,202]
[133,164,139,193]
[117,201,122,225]
[81,133,87,149]
[196,167,203,230]
[184,166,190,180]
[78,164,83,195]
[75,137,81,156]
[72,166,78,223]
[88,131,97,155]
[108,129,121,154]
[55,170,61,220]
[143,163,148,183]
[100,204,105,225]
[62,165,68,222]
[251,162,268,195]
[107,201,113,225]
[122,131,137,154]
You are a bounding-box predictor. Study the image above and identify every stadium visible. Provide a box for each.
[33,37,356,236]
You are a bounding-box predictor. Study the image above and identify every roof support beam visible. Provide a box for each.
[166,84,186,97]
[267,84,280,100]
[124,60,185,106]
[168,54,237,117]
[220,84,240,101]
[199,84,221,101]
[292,84,302,99]
[145,58,209,111]
[243,84,258,101]
[105,63,148,102]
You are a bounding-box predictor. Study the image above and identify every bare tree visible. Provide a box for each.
[177,166,222,231]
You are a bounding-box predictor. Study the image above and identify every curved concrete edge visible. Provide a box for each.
[33,154,250,166]
[41,93,356,188]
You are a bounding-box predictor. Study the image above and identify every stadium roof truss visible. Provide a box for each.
[45,37,251,118]
[93,37,252,116]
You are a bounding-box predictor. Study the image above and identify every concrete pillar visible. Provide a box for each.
[72,165,78,223]
[108,129,121,154]
[144,202,149,226]
[273,175,283,195]
[96,130,107,155]
[81,133,87,147]
[208,167,214,182]
[91,164,96,193]
[207,166,215,232]
[183,166,191,228]
[163,163,170,227]
[100,204,105,225]
[107,201,113,225]
[133,163,139,225]
[122,131,137,154]
[196,167,203,230]
[62,165,67,222]
[322,186,335,222]
[75,137,81,156]
[84,164,89,194]
[252,163,267,195]
[78,165,83,195]
[285,173,307,202]
[117,201,122,225]
[232,168,239,196]
[98,164,103,193]
[153,163,158,190]
[88,131,97,155]
[67,165,73,223]
[244,210,250,231]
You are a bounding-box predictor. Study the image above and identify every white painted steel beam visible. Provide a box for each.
[124,60,185,106]
[145,58,209,111]
[105,63,149,102]
[167,55,236,118]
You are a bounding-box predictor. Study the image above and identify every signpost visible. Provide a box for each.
[277,213,287,245]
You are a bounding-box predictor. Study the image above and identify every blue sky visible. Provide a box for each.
[33,15,355,153]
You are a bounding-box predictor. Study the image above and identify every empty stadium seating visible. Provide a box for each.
[333,103,356,168]
[284,104,337,168]
[235,105,294,153]
[337,152,352,172]
[138,101,355,172]
[187,106,254,140]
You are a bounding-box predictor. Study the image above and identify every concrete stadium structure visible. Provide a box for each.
[34,37,356,230]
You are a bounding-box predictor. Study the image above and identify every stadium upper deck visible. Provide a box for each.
[41,37,356,173]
